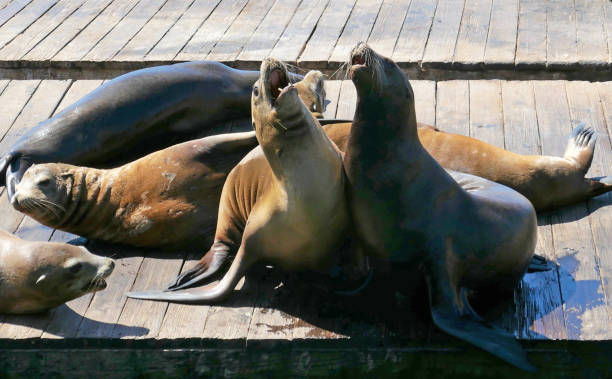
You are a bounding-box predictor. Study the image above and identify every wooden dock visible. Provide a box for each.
[0,0,611,377]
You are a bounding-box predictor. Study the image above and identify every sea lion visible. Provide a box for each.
[0,61,308,200]
[126,58,353,302]
[342,43,537,370]
[324,121,612,211]
[11,132,259,249]
[0,229,114,314]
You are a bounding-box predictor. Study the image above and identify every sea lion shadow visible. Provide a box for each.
[1,305,149,338]
[538,193,612,223]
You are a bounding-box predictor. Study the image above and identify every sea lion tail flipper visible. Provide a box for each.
[425,266,536,372]
[564,122,596,173]
[128,246,250,304]
[527,254,552,272]
[166,244,232,290]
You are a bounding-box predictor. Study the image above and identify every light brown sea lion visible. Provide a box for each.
[342,43,537,370]
[126,58,353,302]
[0,229,114,314]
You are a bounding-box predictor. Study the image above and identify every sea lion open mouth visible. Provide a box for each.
[269,68,289,104]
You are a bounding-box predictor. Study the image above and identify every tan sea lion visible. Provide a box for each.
[0,229,114,314]
[126,58,353,301]
[342,43,537,370]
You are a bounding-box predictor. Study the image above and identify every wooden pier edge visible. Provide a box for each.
[0,339,611,378]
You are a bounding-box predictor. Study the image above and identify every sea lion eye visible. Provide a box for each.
[69,263,82,273]
[38,178,50,186]
[253,86,259,97]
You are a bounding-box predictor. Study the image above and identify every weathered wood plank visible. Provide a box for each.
[328,0,384,64]
[574,0,608,65]
[206,0,278,62]
[502,81,567,340]
[0,0,33,28]
[115,0,196,61]
[157,253,210,339]
[515,0,547,67]
[546,0,577,68]
[534,81,606,340]
[113,252,184,339]
[411,80,436,126]
[0,80,39,148]
[84,0,166,61]
[435,80,469,135]
[23,0,114,61]
[53,0,140,61]
[145,0,220,61]
[606,0,612,65]
[176,0,249,61]
[483,0,518,67]
[421,0,465,67]
[298,0,355,67]
[566,81,612,338]
[391,0,436,63]
[0,0,86,60]
[322,79,342,118]
[236,0,302,63]
[267,0,328,63]
[469,80,504,148]
[335,80,357,120]
[453,0,493,66]
[0,0,57,50]
[366,0,412,58]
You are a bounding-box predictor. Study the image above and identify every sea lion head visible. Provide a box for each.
[11,163,74,226]
[294,70,325,118]
[251,58,313,146]
[4,242,114,314]
[348,42,416,127]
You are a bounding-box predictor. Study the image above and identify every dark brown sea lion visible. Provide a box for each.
[126,58,353,302]
[342,43,537,370]
[325,121,612,212]
[0,229,114,314]
[0,61,306,200]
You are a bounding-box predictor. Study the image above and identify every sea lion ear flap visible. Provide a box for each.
[304,70,326,113]
[424,262,537,372]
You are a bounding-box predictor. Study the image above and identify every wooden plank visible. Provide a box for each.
[328,0,384,64]
[0,0,32,28]
[366,0,412,59]
[515,0,547,67]
[297,0,355,67]
[83,0,166,61]
[574,0,608,65]
[0,79,8,95]
[411,80,436,126]
[335,80,356,120]
[322,79,342,118]
[453,0,493,66]
[421,0,465,67]
[236,0,302,63]
[114,0,195,61]
[566,81,612,338]
[23,0,114,61]
[435,80,469,135]
[145,0,220,61]
[546,0,577,68]
[533,81,606,340]
[0,80,39,147]
[53,0,140,61]
[502,81,567,340]
[0,0,86,60]
[157,253,210,339]
[468,80,504,148]
[606,0,612,65]
[483,0,518,67]
[112,252,184,339]
[206,0,276,62]
[0,0,57,49]
[391,0,437,63]
[176,0,249,61]
[268,0,328,63]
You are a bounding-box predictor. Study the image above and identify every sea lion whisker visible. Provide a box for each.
[37,198,66,213]
[30,198,62,220]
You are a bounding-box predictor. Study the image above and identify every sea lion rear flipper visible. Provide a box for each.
[166,242,233,290]
[564,123,596,173]
[425,265,536,371]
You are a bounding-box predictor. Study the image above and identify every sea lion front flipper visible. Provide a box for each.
[166,241,234,290]
[425,263,536,372]
[527,254,552,272]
